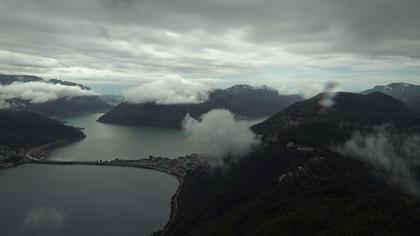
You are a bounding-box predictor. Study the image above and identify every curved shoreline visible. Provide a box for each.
[16,155,191,236]
[4,134,203,236]
[25,139,70,161]
[159,173,183,236]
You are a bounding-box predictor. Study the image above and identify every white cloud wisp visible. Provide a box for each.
[336,125,420,197]
[123,76,211,104]
[182,109,261,166]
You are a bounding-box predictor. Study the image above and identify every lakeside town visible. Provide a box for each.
[0,142,207,179]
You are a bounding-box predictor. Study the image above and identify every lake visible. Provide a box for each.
[0,113,265,236]
[48,113,198,161]
[0,164,178,236]
[48,113,265,161]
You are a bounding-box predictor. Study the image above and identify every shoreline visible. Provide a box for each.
[159,174,183,236]
[21,159,185,236]
[2,151,191,236]
[25,139,71,161]
[1,134,204,236]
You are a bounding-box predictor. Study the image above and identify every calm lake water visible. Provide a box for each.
[0,113,265,236]
[48,113,265,161]
[48,113,198,161]
[0,164,178,236]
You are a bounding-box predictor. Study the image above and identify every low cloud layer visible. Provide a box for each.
[183,109,260,165]
[336,125,420,197]
[1,0,420,92]
[123,76,210,104]
[17,206,67,235]
[0,81,97,109]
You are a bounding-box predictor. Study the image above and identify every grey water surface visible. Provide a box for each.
[1,113,265,236]
[0,164,178,236]
[48,113,198,161]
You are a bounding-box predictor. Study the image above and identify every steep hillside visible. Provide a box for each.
[98,85,302,128]
[253,92,420,147]
[407,93,420,112]
[160,92,420,236]
[0,110,85,150]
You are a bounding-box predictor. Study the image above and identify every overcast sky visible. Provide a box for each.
[1,0,419,94]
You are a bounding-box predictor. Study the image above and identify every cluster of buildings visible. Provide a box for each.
[112,154,207,178]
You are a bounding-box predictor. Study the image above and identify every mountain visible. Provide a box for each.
[99,94,125,106]
[362,83,420,112]
[0,74,111,117]
[0,74,44,85]
[0,74,90,90]
[98,85,302,128]
[10,96,111,117]
[48,78,91,90]
[408,93,420,112]
[253,92,420,147]
[0,110,85,150]
[159,92,420,236]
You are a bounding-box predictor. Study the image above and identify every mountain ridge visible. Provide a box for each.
[0,110,85,150]
[0,74,111,117]
[362,82,420,112]
[253,92,420,147]
[98,84,302,129]
[159,92,420,236]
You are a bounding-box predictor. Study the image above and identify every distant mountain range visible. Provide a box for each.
[0,74,89,89]
[99,94,125,106]
[0,74,111,117]
[362,82,420,112]
[160,92,420,236]
[98,84,303,128]
[1,77,420,235]
[8,96,111,117]
[0,74,45,85]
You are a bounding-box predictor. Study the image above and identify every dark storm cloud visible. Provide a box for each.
[0,0,419,88]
